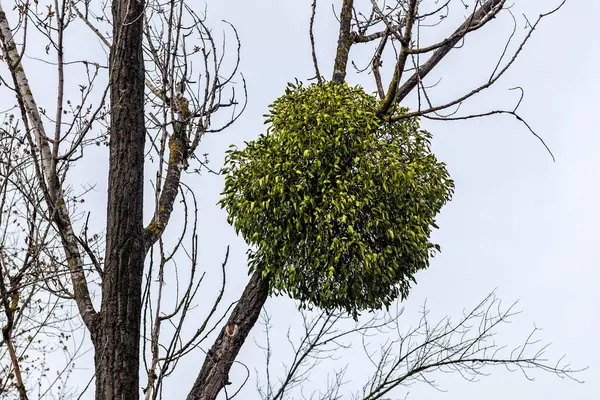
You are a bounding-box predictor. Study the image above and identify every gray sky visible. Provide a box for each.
[2,0,598,399]
[179,0,598,398]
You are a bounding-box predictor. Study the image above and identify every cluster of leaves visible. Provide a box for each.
[220,81,454,317]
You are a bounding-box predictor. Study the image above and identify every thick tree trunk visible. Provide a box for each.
[186,272,269,400]
[93,0,146,398]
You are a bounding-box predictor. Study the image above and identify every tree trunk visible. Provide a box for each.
[93,0,146,398]
[331,0,354,84]
[186,272,269,400]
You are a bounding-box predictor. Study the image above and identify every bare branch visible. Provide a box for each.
[394,0,507,104]
[0,2,97,332]
[309,0,323,84]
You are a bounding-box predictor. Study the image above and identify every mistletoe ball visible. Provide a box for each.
[220,81,454,317]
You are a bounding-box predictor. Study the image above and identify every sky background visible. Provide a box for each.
[183,0,599,398]
[2,0,599,399]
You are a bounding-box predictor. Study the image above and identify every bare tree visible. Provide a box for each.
[0,1,577,399]
[254,293,580,400]
[0,111,86,399]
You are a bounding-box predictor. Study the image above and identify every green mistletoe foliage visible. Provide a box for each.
[220,81,454,318]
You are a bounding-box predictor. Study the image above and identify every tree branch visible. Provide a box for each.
[394,0,506,104]
[186,271,269,400]
[0,3,97,332]
[376,0,419,116]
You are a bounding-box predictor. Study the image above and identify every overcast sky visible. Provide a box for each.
[2,0,599,399]
[180,0,598,398]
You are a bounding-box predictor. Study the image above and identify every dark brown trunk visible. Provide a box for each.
[93,0,146,398]
[186,272,269,400]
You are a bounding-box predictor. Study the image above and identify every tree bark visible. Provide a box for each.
[186,271,269,400]
[93,0,146,398]
[331,0,354,84]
